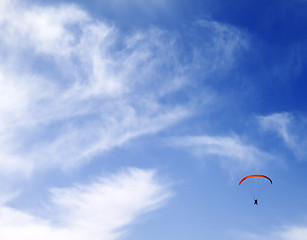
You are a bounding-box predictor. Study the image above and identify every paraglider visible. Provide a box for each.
[239,174,272,205]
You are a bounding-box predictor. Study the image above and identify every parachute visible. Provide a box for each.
[239,175,272,185]
[239,174,272,204]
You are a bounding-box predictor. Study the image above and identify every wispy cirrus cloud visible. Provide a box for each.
[0,168,172,240]
[0,0,190,174]
[0,0,249,176]
[173,135,272,171]
[258,112,307,160]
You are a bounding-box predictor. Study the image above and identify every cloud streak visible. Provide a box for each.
[0,168,172,240]
[0,0,191,174]
[173,135,272,171]
[0,0,249,177]
[240,225,307,240]
[258,112,307,160]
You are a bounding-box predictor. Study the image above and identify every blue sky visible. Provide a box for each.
[0,0,307,239]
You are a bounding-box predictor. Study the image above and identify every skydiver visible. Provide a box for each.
[254,199,258,205]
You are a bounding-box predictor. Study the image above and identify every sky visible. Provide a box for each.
[0,0,307,239]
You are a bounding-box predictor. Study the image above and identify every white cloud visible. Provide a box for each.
[88,0,171,19]
[0,0,248,176]
[0,168,172,240]
[0,1,89,56]
[196,20,249,71]
[28,104,189,170]
[240,225,307,240]
[173,135,272,171]
[280,226,307,240]
[0,0,191,174]
[258,112,307,160]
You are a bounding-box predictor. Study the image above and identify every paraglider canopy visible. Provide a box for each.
[239,174,272,185]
